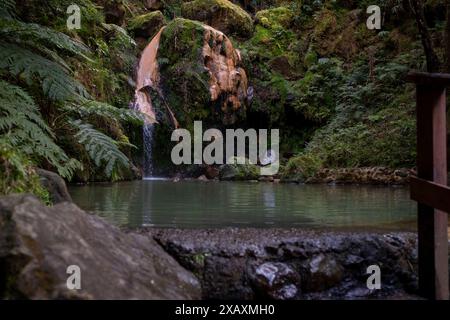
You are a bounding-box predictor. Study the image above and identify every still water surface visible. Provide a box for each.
[69,180,416,230]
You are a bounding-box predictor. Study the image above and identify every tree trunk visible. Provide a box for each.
[409,0,440,72]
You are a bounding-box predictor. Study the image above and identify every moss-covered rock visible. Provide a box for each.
[255,6,294,29]
[243,6,298,67]
[155,18,249,128]
[181,0,253,38]
[219,157,260,181]
[128,11,166,39]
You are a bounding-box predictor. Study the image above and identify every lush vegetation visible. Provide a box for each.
[1,0,449,198]
[0,0,147,199]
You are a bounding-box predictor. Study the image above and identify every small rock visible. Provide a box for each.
[303,254,344,292]
[36,168,72,204]
[197,175,209,181]
[205,166,219,179]
[250,262,300,300]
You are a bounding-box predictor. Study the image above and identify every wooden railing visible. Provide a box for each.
[407,71,450,300]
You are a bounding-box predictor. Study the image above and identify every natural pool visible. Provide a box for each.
[69,180,417,230]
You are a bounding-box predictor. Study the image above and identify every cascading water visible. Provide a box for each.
[142,123,154,177]
[133,28,165,178]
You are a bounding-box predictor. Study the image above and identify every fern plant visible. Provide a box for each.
[0,80,82,179]
[63,100,147,125]
[70,120,131,180]
[0,0,142,182]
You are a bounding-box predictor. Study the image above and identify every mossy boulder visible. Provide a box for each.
[128,11,166,39]
[255,6,294,29]
[219,157,260,181]
[246,6,297,62]
[155,18,249,128]
[181,0,253,38]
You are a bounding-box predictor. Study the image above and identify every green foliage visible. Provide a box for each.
[0,0,142,183]
[255,6,294,29]
[0,0,16,19]
[0,43,90,101]
[281,153,323,181]
[300,55,418,169]
[0,81,82,179]
[64,100,145,126]
[293,58,344,123]
[0,18,90,57]
[70,120,132,180]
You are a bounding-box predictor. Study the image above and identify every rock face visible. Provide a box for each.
[149,228,421,300]
[155,18,249,127]
[0,195,201,299]
[128,11,166,40]
[181,0,253,38]
[36,169,72,204]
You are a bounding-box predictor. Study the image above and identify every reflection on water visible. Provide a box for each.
[69,181,417,230]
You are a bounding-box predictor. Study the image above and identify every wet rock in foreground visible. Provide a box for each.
[148,228,423,300]
[0,195,201,299]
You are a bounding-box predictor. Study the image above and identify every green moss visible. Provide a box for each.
[304,49,318,68]
[156,18,226,128]
[181,0,253,37]
[128,11,166,34]
[220,157,260,181]
[244,6,298,61]
[312,8,337,39]
[255,6,294,29]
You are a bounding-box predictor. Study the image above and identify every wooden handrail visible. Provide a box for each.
[407,71,449,300]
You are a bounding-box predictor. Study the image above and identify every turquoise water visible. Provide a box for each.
[69,180,416,230]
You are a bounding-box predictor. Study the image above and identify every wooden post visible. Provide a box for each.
[408,72,450,300]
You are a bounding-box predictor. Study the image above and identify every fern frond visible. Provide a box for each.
[70,120,132,178]
[0,18,90,58]
[0,80,82,178]
[63,100,145,125]
[0,42,90,101]
[0,0,15,19]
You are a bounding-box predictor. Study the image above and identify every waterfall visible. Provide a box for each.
[133,28,165,179]
[143,123,154,178]
[133,27,178,179]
